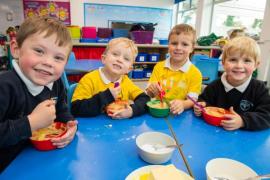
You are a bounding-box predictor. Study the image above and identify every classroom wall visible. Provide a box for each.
[70,0,174,27]
[0,1,24,34]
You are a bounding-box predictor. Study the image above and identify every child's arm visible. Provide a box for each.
[193,101,206,116]
[145,82,162,98]
[51,120,78,148]
[239,83,270,130]
[71,89,115,117]
[222,107,244,131]
[169,99,195,115]
[130,92,150,117]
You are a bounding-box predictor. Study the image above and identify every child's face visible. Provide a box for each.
[222,52,259,86]
[168,33,194,65]
[11,31,70,86]
[101,42,134,78]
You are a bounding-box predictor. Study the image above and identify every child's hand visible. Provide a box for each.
[170,100,184,115]
[109,85,121,100]
[51,120,78,148]
[108,105,133,119]
[193,102,206,116]
[221,107,244,131]
[146,82,162,98]
[28,99,56,131]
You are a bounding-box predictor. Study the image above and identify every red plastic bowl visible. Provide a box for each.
[30,122,67,151]
[202,107,231,126]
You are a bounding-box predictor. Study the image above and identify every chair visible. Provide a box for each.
[67,83,78,110]
[67,51,76,65]
[192,57,220,84]
[61,71,70,90]
[191,54,209,63]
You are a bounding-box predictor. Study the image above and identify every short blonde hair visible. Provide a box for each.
[103,37,138,60]
[222,36,260,63]
[16,16,72,52]
[168,24,196,46]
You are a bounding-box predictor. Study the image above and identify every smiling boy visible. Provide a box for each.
[194,36,270,131]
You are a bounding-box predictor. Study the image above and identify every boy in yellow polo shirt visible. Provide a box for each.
[71,38,150,119]
[146,24,202,115]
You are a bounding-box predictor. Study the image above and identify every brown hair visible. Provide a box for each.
[168,24,196,46]
[103,37,138,60]
[16,16,72,52]
[222,36,260,63]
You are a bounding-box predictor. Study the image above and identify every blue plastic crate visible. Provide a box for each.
[159,39,168,45]
[79,38,97,43]
[192,57,220,84]
[96,38,111,43]
[148,53,160,62]
[136,53,148,62]
[112,29,129,38]
[143,69,152,78]
[132,69,144,79]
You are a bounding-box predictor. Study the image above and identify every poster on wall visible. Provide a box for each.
[23,0,71,25]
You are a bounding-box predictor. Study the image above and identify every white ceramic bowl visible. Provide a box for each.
[136,131,176,164]
[206,158,258,180]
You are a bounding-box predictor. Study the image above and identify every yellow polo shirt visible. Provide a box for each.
[148,59,202,100]
[72,68,143,102]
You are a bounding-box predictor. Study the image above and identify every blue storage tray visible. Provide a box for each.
[132,69,144,79]
[148,53,160,62]
[143,69,152,78]
[112,29,129,38]
[79,38,97,43]
[136,53,148,62]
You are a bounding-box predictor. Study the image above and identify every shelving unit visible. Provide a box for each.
[72,42,221,82]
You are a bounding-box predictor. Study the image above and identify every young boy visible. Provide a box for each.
[0,16,77,172]
[194,36,270,131]
[71,37,150,119]
[146,24,202,115]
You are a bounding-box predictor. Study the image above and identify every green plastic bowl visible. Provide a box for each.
[147,100,170,118]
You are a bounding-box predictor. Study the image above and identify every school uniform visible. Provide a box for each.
[71,68,150,117]
[0,60,73,172]
[148,58,202,100]
[199,73,270,130]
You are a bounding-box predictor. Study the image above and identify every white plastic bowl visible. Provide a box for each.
[206,158,258,180]
[136,131,176,164]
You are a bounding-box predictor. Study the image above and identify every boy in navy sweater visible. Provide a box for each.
[0,16,77,172]
[194,36,270,131]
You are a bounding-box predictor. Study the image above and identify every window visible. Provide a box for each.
[211,0,266,38]
[177,0,198,27]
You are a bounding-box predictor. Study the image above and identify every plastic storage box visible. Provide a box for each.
[130,31,154,44]
[159,39,169,45]
[136,53,148,62]
[81,27,97,39]
[67,26,81,39]
[97,28,112,38]
[144,69,152,78]
[79,38,97,43]
[148,53,160,62]
[132,69,144,79]
[112,29,129,38]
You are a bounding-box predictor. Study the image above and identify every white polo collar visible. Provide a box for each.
[99,67,122,84]
[221,72,251,93]
[12,60,53,96]
[164,58,191,72]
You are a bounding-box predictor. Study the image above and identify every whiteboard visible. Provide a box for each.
[84,3,173,39]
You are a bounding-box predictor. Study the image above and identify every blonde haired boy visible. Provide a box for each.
[71,37,150,118]
[194,36,270,131]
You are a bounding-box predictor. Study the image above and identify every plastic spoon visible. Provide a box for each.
[187,95,205,112]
